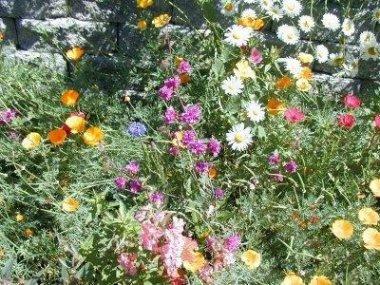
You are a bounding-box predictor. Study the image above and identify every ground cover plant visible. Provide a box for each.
[0,0,380,284]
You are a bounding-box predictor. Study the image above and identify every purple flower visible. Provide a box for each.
[271,172,284,182]
[127,122,147,138]
[164,106,177,124]
[195,161,210,174]
[177,60,192,74]
[284,160,298,173]
[158,85,175,101]
[182,130,197,146]
[249,48,263,65]
[214,188,225,199]
[0,109,17,125]
[168,146,180,156]
[125,161,140,175]
[180,104,202,125]
[224,234,241,252]
[149,192,165,206]
[207,138,221,157]
[115,177,127,190]
[129,179,143,193]
[188,140,207,155]
[268,152,281,166]
[164,76,181,90]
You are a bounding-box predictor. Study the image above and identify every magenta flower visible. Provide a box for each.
[182,130,197,146]
[180,104,202,125]
[118,252,138,276]
[164,76,181,90]
[168,146,180,156]
[158,85,174,101]
[164,106,177,124]
[284,107,305,124]
[149,192,165,206]
[208,138,221,157]
[187,140,207,155]
[284,160,298,173]
[223,233,241,252]
[214,188,225,199]
[338,114,356,130]
[343,92,361,109]
[268,152,281,165]
[114,177,127,190]
[0,109,17,125]
[177,60,192,74]
[271,172,284,182]
[195,161,210,174]
[125,161,140,175]
[129,179,143,193]
[249,48,263,65]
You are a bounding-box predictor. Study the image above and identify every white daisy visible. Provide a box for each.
[221,76,244,96]
[277,24,300,45]
[260,0,273,10]
[279,57,302,76]
[342,18,355,37]
[243,0,256,3]
[322,13,340,31]
[267,5,284,21]
[361,43,380,60]
[241,8,257,18]
[245,101,265,122]
[359,31,377,46]
[373,8,380,23]
[315,44,329,63]
[298,15,315,33]
[226,123,253,151]
[282,0,302,18]
[224,25,252,47]
[220,1,239,16]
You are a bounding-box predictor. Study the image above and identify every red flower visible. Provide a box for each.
[343,92,361,109]
[338,114,356,130]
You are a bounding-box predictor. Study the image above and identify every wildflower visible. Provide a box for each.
[337,114,356,130]
[276,76,293,90]
[183,251,206,272]
[0,109,17,125]
[15,213,25,222]
[322,13,340,31]
[127,122,147,138]
[298,52,314,65]
[281,273,304,285]
[149,192,165,206]
[129,179,143,194]
[298,67,313,80]
[221,76,244,96]
[208,166,218,179]
[179,73,191,85]
[360,31,377,46]
[180,104,202,125]
[370,178,380,197]
[62,197,80,212]
[241,8,256,19]
[271,172,284,182]
[137,0,153,9]
[267,5,283,21]
[298,15,315,32]
[224,25,252,47]
[188,140,207,155]
[165,76,181,90]
[361,43,380,60]
[331,219,354,240]
[195,161,210,174]
[281,57,302,76]
[245,100,265,122]
[268,152,281,165]
[208,138,222,157]
[362,228,380,250]
[224,233,241,252]
[226,123,253,151]
[309,276,332,285]
[158,85,175,101]
[282,0,302,18]
[21,132,42,150]
[343,92,361,109]
[60,89,80,107]
[238,17,265,30]
[23,228,34,238]
[48,128,67,146]
[177,60,192,74]
[234,60,256,80]
[164,106,177,124]
[114,177,127,190]
[342,18,355,36]
[66,47,85,61]
[358,208,379,225]
[374,9,380,23]
[284,160,298,173]
[296,79,312,92]
[83,126,104,146]
[277,25,300,45]
[118,252,138,276]
[65,115,86,134]
[249,48,263,65]
[241,250,261,269]
[373,115,380,129]
[220,1,238,16]
[214,188,225,199]
[137,19,148,30]
[152,14,171,28]
[169,146,180,156]
[267,98,285,115]
[182,130,197,146]
[315,45,329,63]
[284,108,305,124]
[125,161,140,175]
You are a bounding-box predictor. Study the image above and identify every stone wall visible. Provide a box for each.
[0,0,379,93]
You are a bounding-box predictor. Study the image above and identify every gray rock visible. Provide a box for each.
[17,18,117,53]
[119,21,142,55]
[313,73,362,94]
[0,17,17,48]
[0,0,68,19]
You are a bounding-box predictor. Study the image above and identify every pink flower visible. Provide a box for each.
[177,60,192,74]
[343,92,361,109]
[118,252,138,276]
[284,108,305,124]
[373,115,380,129]
[164,106,178,124]
[249,48,263,65]
[140,221,163,251]
[338,114,356,130]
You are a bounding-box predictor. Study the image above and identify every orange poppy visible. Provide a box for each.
[60,89,80,107]
[267,98,285,115]
[238,17,265,31]
[48,128,67,146]
[275,76,293,90]
[137,19,148,30]
[208,166,218,180]
[66,46,85,61]
[180,73,191,85]
[0,32,4,41]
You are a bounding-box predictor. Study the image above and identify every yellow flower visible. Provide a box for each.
[16,213,25,222]
[267,98,285,115]
[237,17,265,30]
[66,46,85,61]
[172,131,185,148]
[0,248,5,259]
[21,132,42,150]
[62,197,80,212]
[369,178,380,197]
[234,60,256,80]
[83,127,104,146]
[183,252,206,272]
[331,219,354,240]
[358,207,379,225]
[137,0,153,9]
[23,228,34,238]
[60,89,80,107]
[296,78,312,92]
[65,115,86,134]
[0,32,4,41]
[281,273,304,285]
[309,275,332,285]
[152,14,171,28]
[362,228,380,250]
[241,249,261,270]
[137,19,148,30]
[299,67,313,80]
[276,76,293,90]
[298,53,314,65]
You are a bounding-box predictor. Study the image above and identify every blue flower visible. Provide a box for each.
[127,122,147,138]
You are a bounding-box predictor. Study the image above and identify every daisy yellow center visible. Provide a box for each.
[368,47,378,56]
[232,32,242,40]
[224,3,234,12]
[234,133,244,143]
